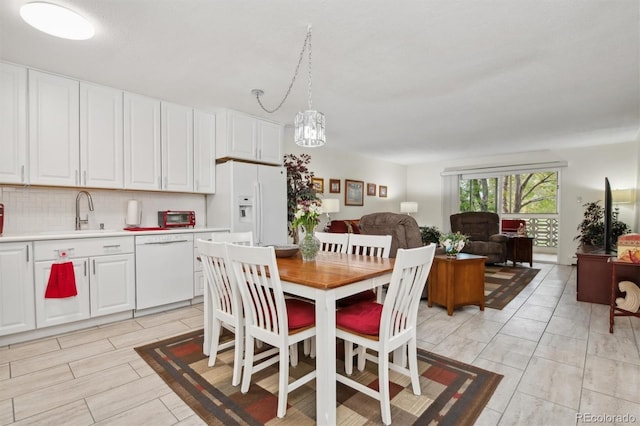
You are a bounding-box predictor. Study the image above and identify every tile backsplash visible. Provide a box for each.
[0,186,206,235]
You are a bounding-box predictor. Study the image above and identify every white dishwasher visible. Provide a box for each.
[135,233,194,310]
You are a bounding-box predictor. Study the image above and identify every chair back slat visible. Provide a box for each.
[197,239,241,320]
[212,231,254,246]
[346,234,392,258]
[227,244,288,337]
[380,244,436,340]
[315,231,349,253]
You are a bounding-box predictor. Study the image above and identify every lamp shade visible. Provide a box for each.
[322,198,340,213]
[400,202,418,214]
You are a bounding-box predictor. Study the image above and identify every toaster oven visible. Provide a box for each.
[158,210,196,228]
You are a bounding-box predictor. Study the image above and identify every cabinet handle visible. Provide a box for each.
[21,165,25,183]
[26,245,29,262]
[92,259,96,274]
[103,244,121,249]
[84,260,87,277]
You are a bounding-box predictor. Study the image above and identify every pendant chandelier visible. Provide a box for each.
[252,25,325,148]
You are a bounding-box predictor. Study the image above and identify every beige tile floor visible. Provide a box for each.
[2,263,640,425]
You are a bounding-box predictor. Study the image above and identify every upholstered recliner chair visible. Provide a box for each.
[359,212,423,257]
[450,212,508,264]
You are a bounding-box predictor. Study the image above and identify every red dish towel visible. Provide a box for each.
[45,262,77,298]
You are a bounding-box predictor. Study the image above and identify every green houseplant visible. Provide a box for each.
[419,226,441,246]
[575,201,630,250]
[283,153,319,243]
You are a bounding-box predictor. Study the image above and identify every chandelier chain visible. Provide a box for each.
[255,26,312,114]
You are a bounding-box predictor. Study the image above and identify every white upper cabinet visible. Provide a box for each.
[193,110,216,193]
[161,102,193,191]
[80,82,124,188]
[216,109,283,165]
[256,119,284,165]
[28,70,80,186]
[0,63,28,184]
[123,92,162,190]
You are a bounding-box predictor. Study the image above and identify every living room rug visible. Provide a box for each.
[135,329,502,425]
[484,265,540,310]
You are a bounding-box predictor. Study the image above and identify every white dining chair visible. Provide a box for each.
[314,231,349,253]
[197,239,246,386]
[227,244,317,418]
[346,233,392,258]
[335,244,436,425]
[201,231,255,358]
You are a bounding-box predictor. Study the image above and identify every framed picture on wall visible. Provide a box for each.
[329,179,341,193]
[379,185,388,198]
[345,179,364,206]
[312,177,324,193]
[367,183,376,196]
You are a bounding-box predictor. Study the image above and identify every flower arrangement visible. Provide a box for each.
[439,231,469,256]
[291,199,323,234]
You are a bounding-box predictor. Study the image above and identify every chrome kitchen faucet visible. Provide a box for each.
[75,190,94,230]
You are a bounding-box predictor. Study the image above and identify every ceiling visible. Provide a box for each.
[1,0,639,165]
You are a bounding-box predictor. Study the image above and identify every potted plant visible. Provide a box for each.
[575,201,630,251]
[283,153,319,243]
[419,226,441,246]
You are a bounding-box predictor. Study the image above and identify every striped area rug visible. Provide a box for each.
[484,266,540,310]
[135,329,502,425]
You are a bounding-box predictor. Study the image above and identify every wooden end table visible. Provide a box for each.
[427,253,487,315]
[506,235,534,267]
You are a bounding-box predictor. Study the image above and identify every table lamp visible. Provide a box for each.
[322,198,340,231]
[400,201,418,215]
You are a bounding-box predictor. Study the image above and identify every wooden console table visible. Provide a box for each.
[609,259,640,333]
[428,253,487,315]
[506,235,534,267]
[576,250,615,305]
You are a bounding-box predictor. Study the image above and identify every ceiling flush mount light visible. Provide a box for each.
[252,24,325,148]
[20,2,94,40]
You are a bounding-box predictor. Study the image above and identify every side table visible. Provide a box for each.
[506,235,533,267]
[428,253,487,315]
[609,259,640,333]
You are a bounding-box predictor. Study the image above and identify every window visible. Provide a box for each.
[460,171,558,214]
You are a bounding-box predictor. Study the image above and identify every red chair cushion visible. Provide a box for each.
[336,301,383,336]
[337,290,377,308]
[285,298,316,330]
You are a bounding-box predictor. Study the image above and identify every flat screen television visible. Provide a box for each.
[604,177,613,254]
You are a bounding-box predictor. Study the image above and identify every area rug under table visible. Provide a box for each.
[135,329,502,425]
[484,265,540,310]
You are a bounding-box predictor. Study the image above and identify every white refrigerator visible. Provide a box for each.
[206,161,287,246]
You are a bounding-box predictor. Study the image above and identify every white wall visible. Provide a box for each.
[406,141,639,265]
[0,186,206,235]
[283,130,407,230]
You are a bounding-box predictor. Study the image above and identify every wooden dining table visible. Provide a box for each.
[276,251,395,425]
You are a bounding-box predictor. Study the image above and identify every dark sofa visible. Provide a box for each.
[450,212,508,264]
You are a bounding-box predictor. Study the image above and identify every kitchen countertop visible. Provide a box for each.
[0,227,230,243]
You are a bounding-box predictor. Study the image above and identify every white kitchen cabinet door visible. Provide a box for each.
[216,110,283,165]
[80,82,124,188]
[28,70,80,186]
[161,102,193,191]
[124,92,161,190]
[90,253,135,317]
[34,259,90,328]
[0,63,28,184]
[193,110,216,193]
[0,243,34,336]
[256,119,283,165]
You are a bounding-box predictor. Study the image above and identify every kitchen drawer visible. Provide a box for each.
[34,237,134,261]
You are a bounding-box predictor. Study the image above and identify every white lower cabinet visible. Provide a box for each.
[34,237,135,328]
[193,232,212,297]
[0,242,35,336]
